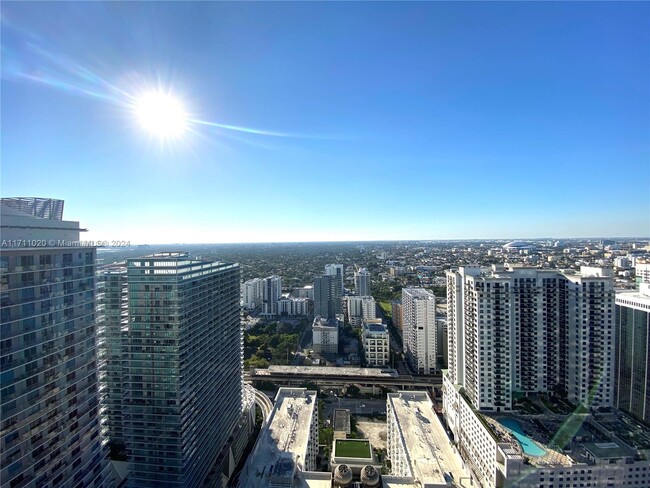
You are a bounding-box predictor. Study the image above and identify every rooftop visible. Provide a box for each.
[312,316,339,329]
[364,322,388,334]
[402,287,434,299]
[333,409,351,434]
[257,365,398,378]
[388,392,465,484]
[238,388,317,487]
[333,439,372,459]
[479,407,648,468]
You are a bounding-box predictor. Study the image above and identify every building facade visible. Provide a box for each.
[0,199,110,488]
[278,297,311,317]
[324,264,345,292]
[354,268,370,297]
[635,261,650,283]
[97,264,128,451]
[122,253,242,487]
[362,320,389,367]
[261,275,282,317]
[446,265,615,411]
[312,317,339,355]
[313,274,342,320]
[615,284,650,423]
[241,278,263,311]
[345,296,376,327]
[401,288,437,374]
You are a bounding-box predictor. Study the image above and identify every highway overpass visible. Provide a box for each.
[245,365,442,392]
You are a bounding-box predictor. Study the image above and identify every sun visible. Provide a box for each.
[134,91,188,138]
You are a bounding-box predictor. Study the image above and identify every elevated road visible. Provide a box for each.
[251,387,273,422]
[245,365,442,391]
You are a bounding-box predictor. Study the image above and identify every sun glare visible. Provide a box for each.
[134,91,188,139]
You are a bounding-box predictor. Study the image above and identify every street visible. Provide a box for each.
[322,397,387,420]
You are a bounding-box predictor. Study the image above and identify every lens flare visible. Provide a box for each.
[133,91,188,139]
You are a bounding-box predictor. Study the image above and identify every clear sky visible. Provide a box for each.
[2,2,649,243]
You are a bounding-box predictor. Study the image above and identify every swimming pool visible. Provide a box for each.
[498,418,547,457]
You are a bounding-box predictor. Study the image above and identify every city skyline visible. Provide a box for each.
[2,2,649,243]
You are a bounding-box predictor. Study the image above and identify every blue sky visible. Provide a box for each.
[2,2,648,243]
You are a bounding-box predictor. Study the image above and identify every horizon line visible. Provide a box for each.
[97,236,650,248]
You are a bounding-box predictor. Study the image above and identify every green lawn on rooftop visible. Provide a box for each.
[335,439,371,459]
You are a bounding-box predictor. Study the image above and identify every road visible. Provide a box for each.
[322,397,387,420]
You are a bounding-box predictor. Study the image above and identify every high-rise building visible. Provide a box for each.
[615,283,650,423]
[313,275,342,320]
[344,296,376,327]
[442,265,647,488]
[401,288,437,374]
[446,264,615,412]
[261,275,282,317]
[0,199,111,488]
[354,268,370,297]
[241,278,263,311]
[97,264,128,452]
[392,299,403,331]
[324,264,344,292]
[122,253,242,487]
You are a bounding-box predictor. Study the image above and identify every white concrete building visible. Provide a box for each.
[262,275,282,316]
[362,320,390,367]
[278,297,311,317]
[354,268,371,296]
[345,295,376,326]
[242,278,263,310]
[401,288,437,374]
[614,256,631,268]
[292,285,314,300]
[446,264,615,411]
[636,261,650,283]
[238,388,323,488]
[442,374,650,488]
[386,391,465,487]
[312,316,339,354]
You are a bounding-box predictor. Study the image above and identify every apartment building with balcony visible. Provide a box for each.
[121,252,242,487]
[446,264,615,412]
[0,198,110,488]
[401,288,437,374]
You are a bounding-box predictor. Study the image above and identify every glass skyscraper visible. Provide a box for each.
[0,199,110,488]
[121,252,242,487]
[615,286,650,423]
